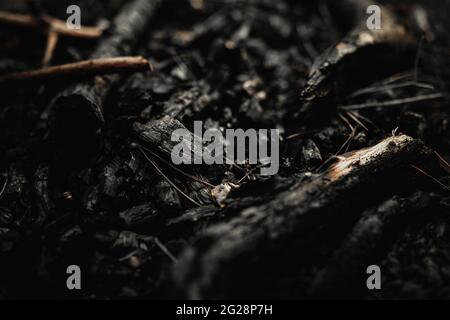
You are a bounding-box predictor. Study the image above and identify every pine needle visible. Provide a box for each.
[411,164,450,191]
[139,145,215,188]
[151,237,178,263]
[338,93,444,111]
[335,127,358,156]
[0,175,7,198]
[138,147,202,207]
[338,113,354,132]
[349,81,435,98]
[346,111,369,131]
[434,151,450,171]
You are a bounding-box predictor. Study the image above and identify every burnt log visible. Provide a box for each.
[174,135,434,298]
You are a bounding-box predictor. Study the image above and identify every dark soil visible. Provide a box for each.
[0,0,449,299]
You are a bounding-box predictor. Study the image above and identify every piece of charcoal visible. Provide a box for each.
[119,202,159,231]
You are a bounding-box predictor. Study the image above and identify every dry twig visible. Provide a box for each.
[0,10,103,39]
[0,9,104,65]
[42,30,59,66]
[0,56,152,85]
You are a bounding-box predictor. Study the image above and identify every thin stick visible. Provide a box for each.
[138,147,202,207]
[338,113,354,132]
[338,93,444,111]
[118,249,140,262]
[0,10,103,39]
[335,127,357,156]
[42,31,59,66]
[410,164,450,191]
[349,111,377,129]
[315,155,341,173]
[349,81,435,98]
[434,151,450,170]
[237,167,259,184]
[0,176,8,198]
[381,72,415,85]
[285,130,317,141]
[346,111,369,131]
[0,56,152,84]
[151,237,178,263]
